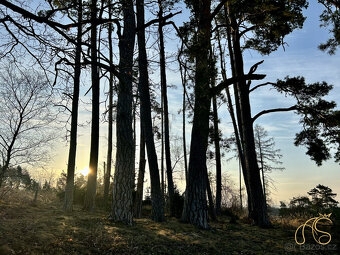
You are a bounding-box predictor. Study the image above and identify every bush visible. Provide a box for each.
[171,189,184,218]
[56,174,87,205]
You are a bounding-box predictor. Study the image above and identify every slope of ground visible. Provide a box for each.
[0,195,338,255]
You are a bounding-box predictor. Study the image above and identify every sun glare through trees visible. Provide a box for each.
[0,0,339,254]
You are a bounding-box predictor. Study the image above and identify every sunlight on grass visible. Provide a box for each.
[1,192,339,255]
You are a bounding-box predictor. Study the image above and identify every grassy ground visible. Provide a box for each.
[0,192,338,254]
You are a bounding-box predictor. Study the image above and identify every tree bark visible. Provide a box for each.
[239,159,243,210]
[179,54,188,183]
[136,0,164,222]
[230,17,270,227]
[211,88,222,215]
[223,7,253,215]
[158,0,174,216]
[206,171,217,221]
[134,122,146,218]
[161,93,165,195]
[208,40,221,215]
[181,0,211,229]
[84,0,100,211]
[257,133,267,208]
[103,0,114,206]
[110,0,136,224]
[64,0,82,212]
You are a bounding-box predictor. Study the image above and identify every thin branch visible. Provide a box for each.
[252,106,297,123]
[248,60,264,75]
[54,104,72,114]
[210,0,230,21]
[239,25,257,37]
[211,73,266,97]
[141,11,182,30]
[249,82,276,93]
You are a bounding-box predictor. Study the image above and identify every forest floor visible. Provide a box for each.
[0,192,339,255]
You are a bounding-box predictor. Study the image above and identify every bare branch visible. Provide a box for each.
[141,11,182,30]
[249,82,276,93]
[211,73,266,97]
[210,0,230,21]
[252,106,297,123]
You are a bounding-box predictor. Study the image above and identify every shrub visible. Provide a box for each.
[171,189,184,218]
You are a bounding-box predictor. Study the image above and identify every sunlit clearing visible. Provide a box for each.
[79,166,90,176]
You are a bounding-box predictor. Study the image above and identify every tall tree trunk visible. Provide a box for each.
[134,122,146,218]
[103,0,114,206]
[209,42,221,215]
[110,0,136,224]
[215,18,249,212]
[179,54,188,183]
[230,18,270,227]
[84,0,100,211]
[222,8,253,215]
[136,0,164,222]
[211,87,222,215]
[132,96,136,185]
[258,134,267,208]
[181,0,211,229]
[63,2,81,209]
[158,0,174,216]
[206,171,217,221]
[182,72,188,183]
[239,159,243,210]
[161,94,165,195]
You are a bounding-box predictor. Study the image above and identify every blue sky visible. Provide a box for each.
[242,1,340,205]
[38,0,340,206]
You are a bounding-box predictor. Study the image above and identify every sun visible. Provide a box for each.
[79,166,90,176]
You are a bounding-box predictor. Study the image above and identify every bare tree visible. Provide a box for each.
[254,124,284,207]
[0,64,56,187]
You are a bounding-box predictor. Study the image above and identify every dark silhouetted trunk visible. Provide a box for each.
[239,159,243,209]
[110,0,136,224]
[64,0,82,212]
[181,0,211,229]
[136,0,164,222]
[84,0,100,211]
[179,57,188,182]
[161,97,165,195]
[134,123,146,218]
[158,0,174,216]
[230,16,270,227]
[183,90,188,183]
[209,42,221,214]
[103,0,114,205]
[257,133,267,208]
[206,171,217,221]
[222,7,253,214]
[211,86,222,215]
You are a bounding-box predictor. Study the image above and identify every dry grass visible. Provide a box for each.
[0,191,338,255]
